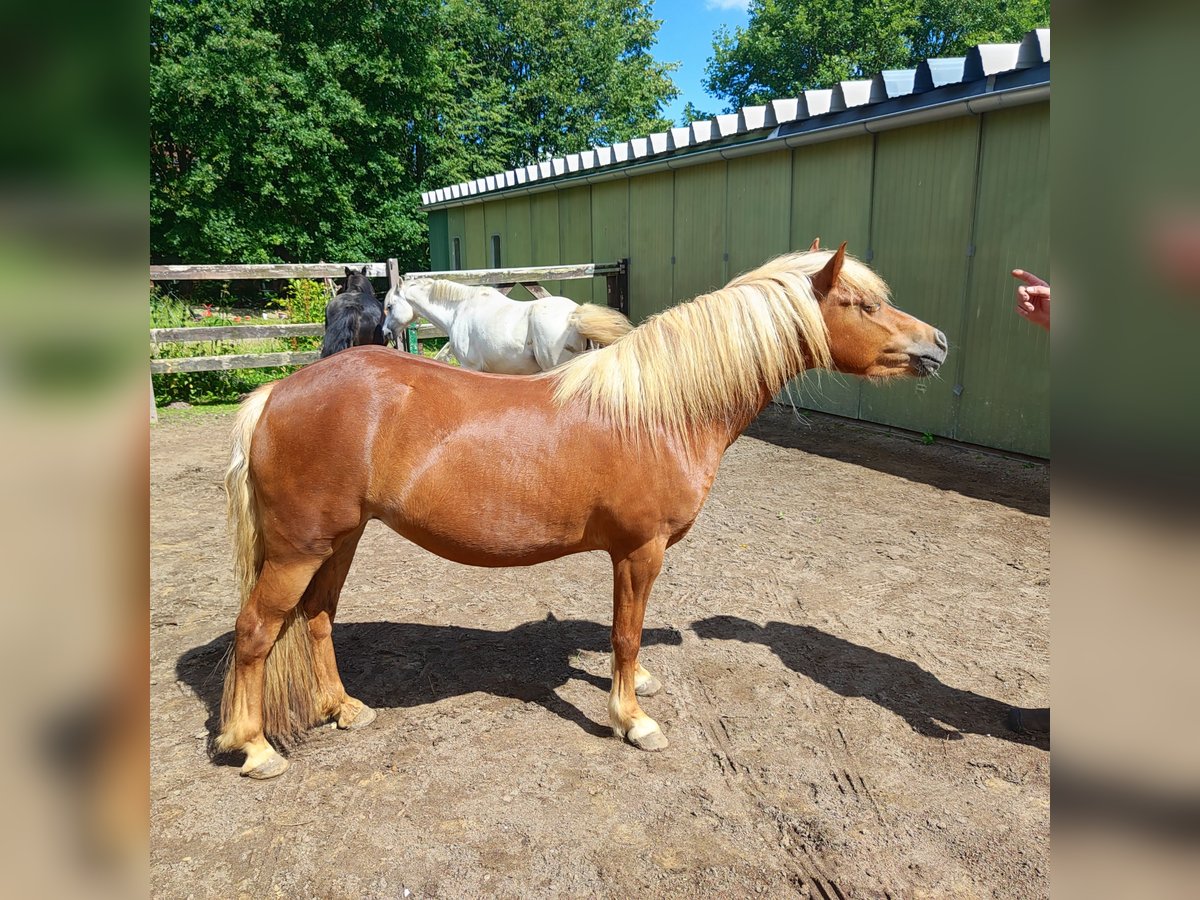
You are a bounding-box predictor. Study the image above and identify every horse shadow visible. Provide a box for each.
[691,615,1046,747]
[745,410,1049,518]
[176,613,683,746]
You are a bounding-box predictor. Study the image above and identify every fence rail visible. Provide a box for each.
[150,262,388,280]
[149,257,628,419]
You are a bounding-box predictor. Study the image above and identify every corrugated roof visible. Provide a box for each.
[421,28,1050,208]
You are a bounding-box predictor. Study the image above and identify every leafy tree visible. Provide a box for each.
[152,0,435,267]
[680,101,715,126]
[421,0,679,185]
[704,0,1050,110]
[151,0,679,268]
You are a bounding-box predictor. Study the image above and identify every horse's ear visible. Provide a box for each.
[811,242,847,298]
[361,266,368,276]
[809,237,820,252]
[344,266,352,277]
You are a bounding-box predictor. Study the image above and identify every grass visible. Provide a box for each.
[156,401,241,421]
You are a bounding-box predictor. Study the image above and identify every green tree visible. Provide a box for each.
[680,101,715,126]
[151,0,435,267]
[425,0,679,182]
[704,0,1050,110]
[151,1,679,268]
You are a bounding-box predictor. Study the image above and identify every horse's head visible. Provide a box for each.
[341,266,375,297]
[811,243,947,379]
[382,281,417,344]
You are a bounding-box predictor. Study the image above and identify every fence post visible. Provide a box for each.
[406,323,419,354]
[605,257,630,317]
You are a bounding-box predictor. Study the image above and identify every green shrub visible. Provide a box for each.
[151,280,329,405]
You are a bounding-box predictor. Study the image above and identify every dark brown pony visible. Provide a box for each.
[216,244,947,778]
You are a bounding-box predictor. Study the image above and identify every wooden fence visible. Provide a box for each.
[149,258,629,417]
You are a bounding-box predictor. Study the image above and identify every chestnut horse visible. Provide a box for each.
[216,244,947,778]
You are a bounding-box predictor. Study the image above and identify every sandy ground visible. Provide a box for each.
[151,405,1049,899]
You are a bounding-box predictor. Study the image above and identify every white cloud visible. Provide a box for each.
[705,0,750,10]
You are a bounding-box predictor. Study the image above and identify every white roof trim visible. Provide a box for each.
[421,28,1051,207]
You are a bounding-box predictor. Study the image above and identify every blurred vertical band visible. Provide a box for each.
[1055,1,1200,896]
[0,0,148,896]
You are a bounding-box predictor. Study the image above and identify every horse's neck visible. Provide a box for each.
[406,284,459,332]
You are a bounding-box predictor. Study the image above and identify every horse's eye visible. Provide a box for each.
[863,303,880,314]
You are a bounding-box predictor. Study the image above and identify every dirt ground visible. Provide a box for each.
[151,405,1049,899]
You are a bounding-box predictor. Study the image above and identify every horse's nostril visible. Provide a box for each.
[934,330,948,351]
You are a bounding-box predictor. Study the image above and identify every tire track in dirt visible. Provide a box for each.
[684,675,855,900]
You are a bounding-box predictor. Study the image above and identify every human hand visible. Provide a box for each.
[1012,269,1050,331]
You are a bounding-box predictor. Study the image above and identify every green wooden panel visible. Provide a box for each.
[504,196,532,264]
[446,207,466,269]
[673,161,728,302]
[628,171,674,320]
[427,210,449,271]
[727,150,792,276]
[788,135,876,417]
[954,104,1050,456]
[590,179,629,303]
[484,201,507,267]
[859,117,981,437]
[558,186,593,302]
[529,192,560,267]
[503,196,534,299]
[463,204,487,269]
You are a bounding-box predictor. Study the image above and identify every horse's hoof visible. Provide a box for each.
[635,675,663,697]
[625,720,669,752]
[241,751,289,780]
[338,703,377,731]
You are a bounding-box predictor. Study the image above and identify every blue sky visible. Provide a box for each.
[652,0,750,124]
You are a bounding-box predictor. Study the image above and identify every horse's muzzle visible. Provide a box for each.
[909,331,948,376]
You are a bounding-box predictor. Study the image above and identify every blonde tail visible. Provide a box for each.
[218,383,321,749]
[569,303,633,348]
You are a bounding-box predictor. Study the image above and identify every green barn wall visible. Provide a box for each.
[788,135,876,417]
[672,161,728,303]
[427,210,449,270]
[463,204,487,269]
[727,150,792,275]
[445,207,466,269]
[859,116,981,438]
[558,186,594,302]
[484,201,508,268]
[954,104,1050,456]
[628,171,674,319]
[425,99,1049,455]
[529,192,560,267]
[503,195,534,299]
[590,179,629,304]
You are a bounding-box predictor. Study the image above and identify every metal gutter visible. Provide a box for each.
[422,65,1049,212]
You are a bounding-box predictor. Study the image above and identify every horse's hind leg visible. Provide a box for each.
[218,556,325,778]
[301,526,375,731]
[609,538,669,751]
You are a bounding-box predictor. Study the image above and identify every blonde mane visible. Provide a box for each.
[426,279,488,305]
[548,250,889,435]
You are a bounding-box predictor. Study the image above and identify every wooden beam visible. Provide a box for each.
[404,262,620,285]
[414,322,446,339]
[522,283,551,299]
[151,351,321,374]
[151,323,325,344]
[150,263,387,281]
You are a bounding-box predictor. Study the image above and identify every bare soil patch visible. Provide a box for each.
[152,406,1049,898]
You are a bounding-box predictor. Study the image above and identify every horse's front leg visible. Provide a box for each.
[608,538,668,750]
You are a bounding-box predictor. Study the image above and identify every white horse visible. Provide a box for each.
[382,279,632,374]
